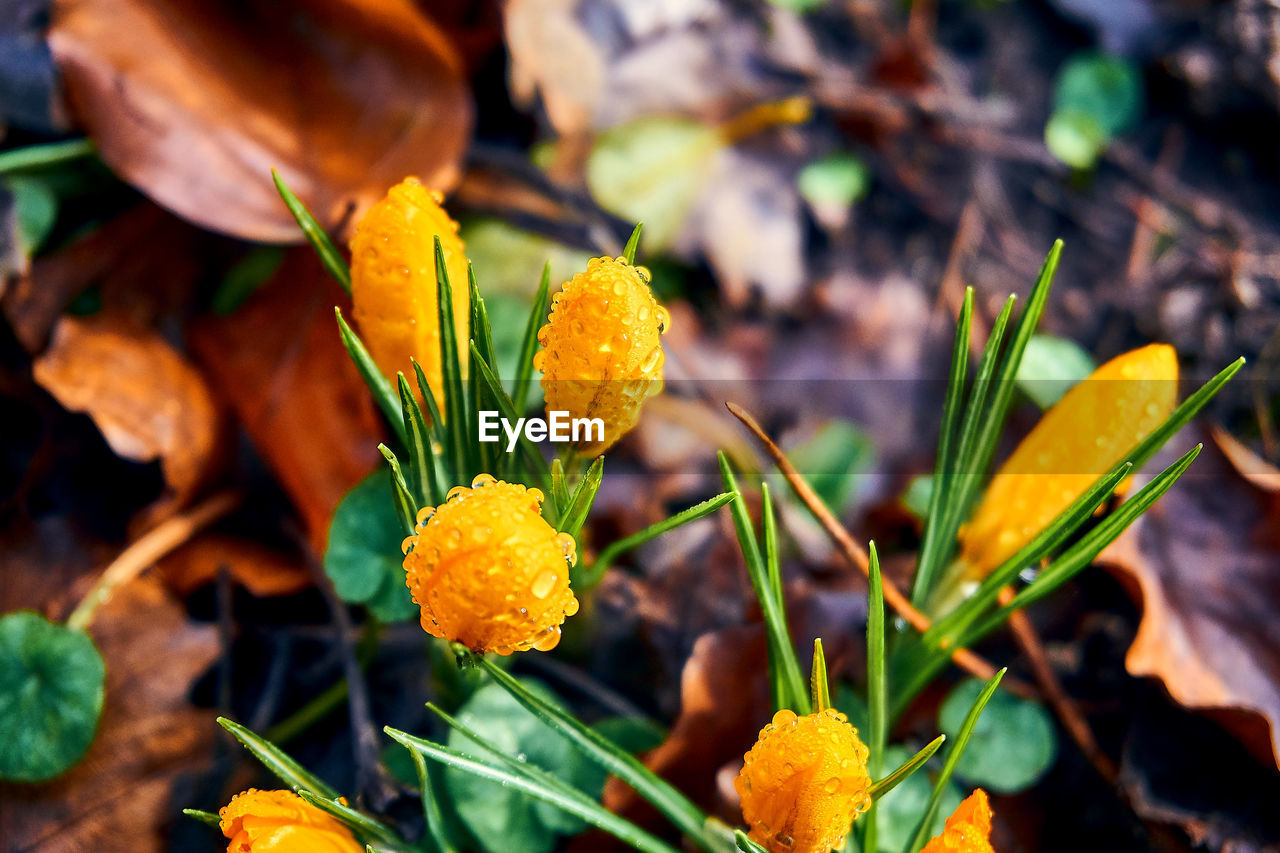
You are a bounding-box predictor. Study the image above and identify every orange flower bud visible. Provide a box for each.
[734,708,872,853]
[219,789,361,853]
[959,344,1178,577]
[920,789,994,853]
[349,177,470,405]
[534,256,669,454]
[402,474,579,655]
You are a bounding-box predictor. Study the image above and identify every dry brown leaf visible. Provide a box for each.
[0,574,219,852]
[32,312,226,508]
[188,249,383,552]
[589,626,769,851]
[1100,438,1280,768]
[158,533,312,597]
[49,0,472,241]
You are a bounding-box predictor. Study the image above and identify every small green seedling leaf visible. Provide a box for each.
[324,473,417,622]
[5,175,57,261]
[938,679,1057,793]
[0,612,104,781]
[212,246,287,315]
[797,151,871,210]
[443,680,604,850]
[784,419,875,515]
[1015,334,1096,409]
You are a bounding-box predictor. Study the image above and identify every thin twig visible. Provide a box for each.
[66,491,241,630]
[999,589,1118,781]
[294,531,399,810]
[726,402,1035,696]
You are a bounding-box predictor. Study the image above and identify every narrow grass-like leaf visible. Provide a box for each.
[911,288,973,603]
[550,458,572,515]
[513,263,552,413]
[961,242,1062,503]
[477,658,712,851]
[960,445,1201,645]
[388,727,682,853]
[867,733,945,800]
[217,716,339,799]
[583,491,733,587]
[933,295,1015,561]
[559,456,605,538]
[434,237,470,475]
[182,808,221,828]
[336,308,407,445]
[735,831,772,853]
[622,223,644,265]
[399,373,447,507]
[923,459,1133,648]
[470,344,552,488]
[811,639,831,713]
[719,453,810,716]
[272,168,351,293]
[377,444,417,534]
[469,263,500,476]
[863,543,888,853]
[297,790,401,847]
[762,483,784,610]
[411,748,460,853]
[0,138,95,174]
[905,670,1005,853]
[1118,357,1244,474]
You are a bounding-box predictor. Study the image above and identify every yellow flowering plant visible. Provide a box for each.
[179,177,1240,853]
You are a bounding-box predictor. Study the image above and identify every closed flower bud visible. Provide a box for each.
[734,708,872,853]
[534,256,669,454]
[402,474,579,655]
[959,344,1178,577]
[349,177,470,405]
[219,789,361,853]
[920,789,994,853]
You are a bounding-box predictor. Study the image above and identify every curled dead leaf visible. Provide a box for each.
[49,0,472,240]
[1100,438,1280,768]
[32,313,226,509]
[157,533,312,598]
[0,574,219,852]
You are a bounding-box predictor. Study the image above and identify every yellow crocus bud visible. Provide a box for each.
[402,474,579,655]
[920,789,995,853]
[349,177,470,405]
[219,789,362,853]
[958,343,1178,577]
[534,256,669,454]
[734,708,872,853]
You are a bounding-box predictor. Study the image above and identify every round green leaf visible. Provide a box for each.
[784,419,876,515]
[872,745,962,853]
[444,680,603,852]
[1045,107,1108,170]
[938,679,1058,793]
[324,473,417,622]
[797,152,871,210]
[1015,333,1097,409]
[1053,53,1143,137]
[0,611,105,781]
[586,117,722,253]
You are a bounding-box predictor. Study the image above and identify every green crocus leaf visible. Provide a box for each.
[937,679,1057,793]
[871,746,962,853]
[0,611,105,781]
[325,473,417,623]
